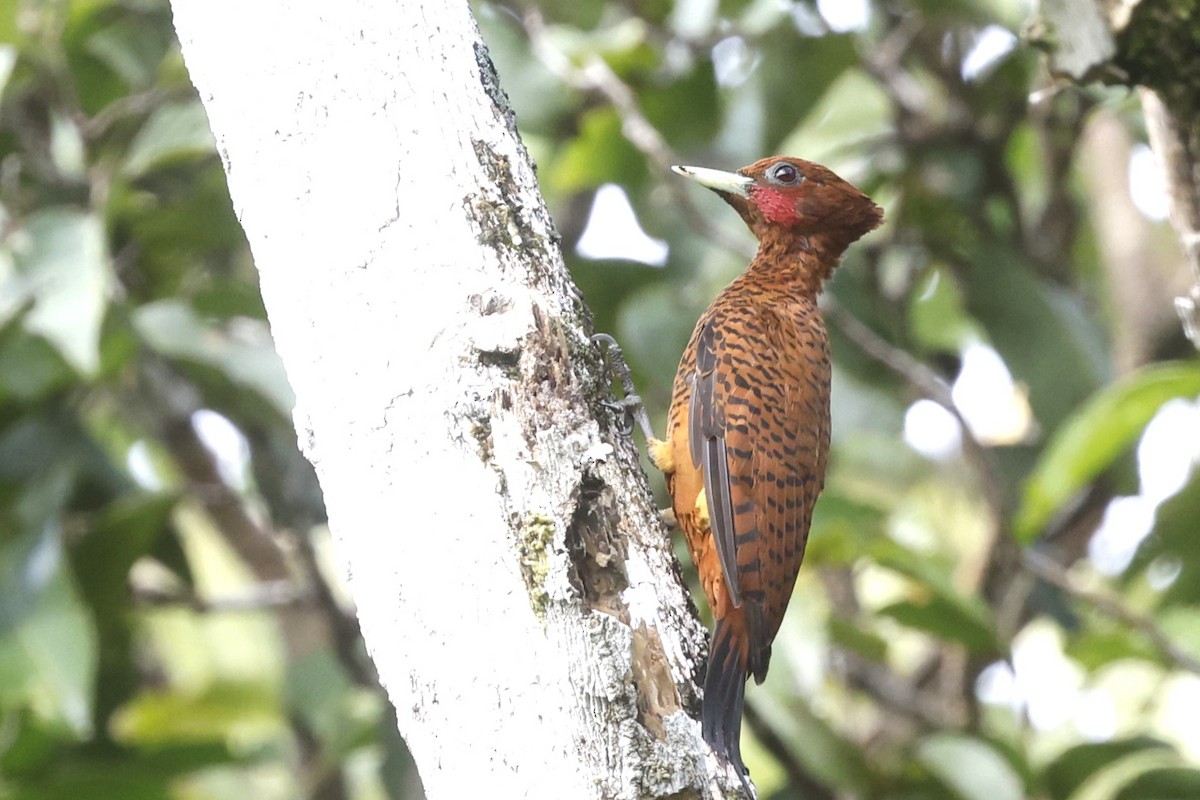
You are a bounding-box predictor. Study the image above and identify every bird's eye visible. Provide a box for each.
[770,162,801,184]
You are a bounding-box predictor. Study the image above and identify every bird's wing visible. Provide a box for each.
[689,309,829,650]
[690,321,741,608]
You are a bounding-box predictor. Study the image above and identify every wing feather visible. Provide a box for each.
[691,323,741,607]
[688,304,830,657]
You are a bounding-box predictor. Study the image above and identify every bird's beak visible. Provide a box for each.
[671,165,754,198]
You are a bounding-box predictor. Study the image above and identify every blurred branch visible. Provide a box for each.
[856,15,929,123]
[133,580,310,611]
[141,360,293,582]
[742,703,837,800]
[988,483,1112,658]
[82,88,176,140]
[820,568,965,735]
[292,522,378,686]
[243,423,377,686]
[836,649,967,729]
[137,359,378,685]
[822,297,1020,725]
[521,8,754,261]
[822,299,1005,526]
[1021,550,1200,675]
[1026,91,1090,283]
[1141,89,1200,349]
[1079,108,1179,371]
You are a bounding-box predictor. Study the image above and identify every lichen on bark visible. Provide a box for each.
[1115,0,1200,116]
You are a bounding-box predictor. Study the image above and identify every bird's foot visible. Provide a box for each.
[599,396,646,436]
[591,333,657,442]
[658,507,677,529]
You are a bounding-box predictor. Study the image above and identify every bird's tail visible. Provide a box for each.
[702,616,753,795]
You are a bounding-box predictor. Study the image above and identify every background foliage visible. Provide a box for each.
[1,0,1199,798]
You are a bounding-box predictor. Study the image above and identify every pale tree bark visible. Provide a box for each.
[169,1,735,798]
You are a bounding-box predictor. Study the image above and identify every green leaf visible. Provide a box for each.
[827,616,888,662]
[287,651,381,760]
[6,766,176,800]
[1016,363,1200,542]
[570,256,661,347]
[0,327,74,402]
[110,164,245,295]
[955,245,1108,453]
[547,107,647,192]
[132,299,294,415]
[0,423,81,509]
[72,493,178,729]
[1005,121,1049,224]
[123,100,216,178]
[1153,606,1200,666]
[6,209,111,376]
[805,492,888,565]
[0,12,19,48]
[759,32,860,152]
[615,280,700,409]
[1067,749,1183,800]
[63,5,131,114]
[1043,738,1173,800]
[111,683,282,746]
[191,277,269,321]
[641,60,719,149]
[529,0,611,29]
[83,12,172,92]
[776,68,891,165]
[1065,629,1158,672]
[872,541,998,652]
[877,596,997,652]
[751,697,873,793]
[74,493,176,615]
[0,529,98,738]
[918,733,1025,800]
[1115,768,1200,800]
[3,744,236,800]
[0,528,54,634]
[908,265,979,353]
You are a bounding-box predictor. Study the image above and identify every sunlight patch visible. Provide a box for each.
[576,184,669,266]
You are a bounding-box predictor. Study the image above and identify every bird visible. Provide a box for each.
[648,156,883,792]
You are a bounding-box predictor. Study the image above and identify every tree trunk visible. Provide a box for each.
[169,1,731,798]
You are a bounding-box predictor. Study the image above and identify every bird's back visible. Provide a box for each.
[664,275,831,670]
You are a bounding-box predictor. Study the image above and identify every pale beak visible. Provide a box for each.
[671,165,754,198]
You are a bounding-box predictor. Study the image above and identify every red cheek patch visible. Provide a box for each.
[750,186,800,225]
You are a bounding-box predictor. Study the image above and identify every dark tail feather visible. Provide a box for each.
[703,618,753,796]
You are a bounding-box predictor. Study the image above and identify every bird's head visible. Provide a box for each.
[672,156,883,254]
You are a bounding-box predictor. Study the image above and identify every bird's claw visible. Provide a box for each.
[600,396,648,436]
[590,332,619,350]
[592,333,657,441]
[599,399,634,435]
